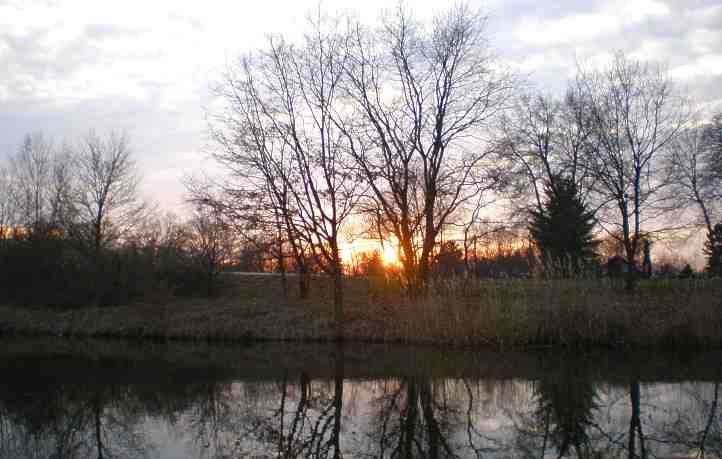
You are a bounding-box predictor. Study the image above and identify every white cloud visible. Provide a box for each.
[671,54,722,80]
[618,0,670,23]
[629,39,667,61]
[514,0,670,46]
[688,29,722,55]
[0,0,719,215]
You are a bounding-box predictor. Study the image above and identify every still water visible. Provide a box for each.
[0,338,720,458]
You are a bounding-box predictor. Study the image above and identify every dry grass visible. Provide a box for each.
[1,274,721,348]
[359,277,722,348]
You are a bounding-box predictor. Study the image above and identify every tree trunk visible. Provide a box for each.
[417,222,437,297]
[298,263,309,300]
[621,196,637,291]
[399,232,420,297]
[624,246,638,291]
[401,378,418,459]
[695,187,714,237]
[277,374,287,454]
[276,219,288,298]
[94,398,104,459]
[333,261,344,342]
[277,249,287,299]
[420,381,440,459]
[332,345,344,459]
[698,381,719,457]
[628,381,645,459]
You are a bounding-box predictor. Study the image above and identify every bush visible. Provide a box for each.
[0,230,220,308]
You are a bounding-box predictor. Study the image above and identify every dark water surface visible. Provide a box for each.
[0,338,721,458]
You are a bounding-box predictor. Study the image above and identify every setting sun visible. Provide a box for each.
[380,244,400,266]
[341,238,402,268]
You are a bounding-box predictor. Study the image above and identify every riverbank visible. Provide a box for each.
[1,275,721,348]
[2,336,722,382]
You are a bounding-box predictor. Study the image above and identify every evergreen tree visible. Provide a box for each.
[529,176,598,277]
[704,222,722,276]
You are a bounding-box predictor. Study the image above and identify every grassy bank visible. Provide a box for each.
[1,274,721,348]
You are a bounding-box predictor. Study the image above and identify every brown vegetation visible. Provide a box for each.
[1,274,720,348]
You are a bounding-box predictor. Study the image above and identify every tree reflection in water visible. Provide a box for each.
[0,378,150,458]
[0,349,722,458]
[510,353,598,458]
[367,377,457,458]
[187,347,347,457]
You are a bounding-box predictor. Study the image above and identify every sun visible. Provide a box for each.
[340,238,401,268]
[380,244,400,266]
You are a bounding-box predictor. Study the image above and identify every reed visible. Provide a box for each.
[1,274,721,348]
[362,277,722,348]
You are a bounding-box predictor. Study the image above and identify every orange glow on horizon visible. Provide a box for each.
[341,238,401,268]
[380,243,400,266]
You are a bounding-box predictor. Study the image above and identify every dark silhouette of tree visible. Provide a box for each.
[341,3,514,296]
[498,87,596,222]
[368,376,471,458]
[433,241,465,279]
[353,250,385,278]
[73,131,145,253]
[704,222,722,276]
[579,52,689,289]
[0,378,149,458]
[529,176,598,277]
[470,229,536,278]
[627,381,646,459]
[186,204,237,296]
[531,355,598,458]
[656,382,722,458]
[0,166,16,245]
[210,14,357,339]
[668,114,722,240]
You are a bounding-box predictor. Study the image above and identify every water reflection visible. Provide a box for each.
[0,379,151,458]
[0,342,720,458]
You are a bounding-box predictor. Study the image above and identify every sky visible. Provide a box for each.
[1,0,721,216]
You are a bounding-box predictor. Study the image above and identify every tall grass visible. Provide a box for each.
[354,276,722,348]
[1,274,721,348]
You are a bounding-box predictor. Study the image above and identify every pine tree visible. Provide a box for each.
[704,222,722,276]
[529,176,598,277]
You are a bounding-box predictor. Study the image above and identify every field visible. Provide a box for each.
[1,273,721,348]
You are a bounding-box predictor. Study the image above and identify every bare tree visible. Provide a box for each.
[73,131,145,252]
[341,3,514,295]
[709,114,721,194]
[210,12,358,338]
[7,132,78,237]
[187,172,308,298]
[186,204,236,296]
[578,52,689,288]
[499,84,596,217]
[668,112,722,236]
[48,145,78,233]
[0,165,17,242]
[11,132,55,233]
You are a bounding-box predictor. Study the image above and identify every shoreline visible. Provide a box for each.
[1,335,722,383]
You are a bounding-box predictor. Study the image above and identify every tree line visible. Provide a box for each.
[191,4,721,337]
[0,131,237,306]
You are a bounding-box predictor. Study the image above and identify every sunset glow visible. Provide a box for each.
[341,239,401,268]
[380,244,400,266]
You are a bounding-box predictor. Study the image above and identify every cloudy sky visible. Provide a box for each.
[1,0,721,213]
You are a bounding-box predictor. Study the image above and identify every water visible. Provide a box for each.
[0,338,720,458]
